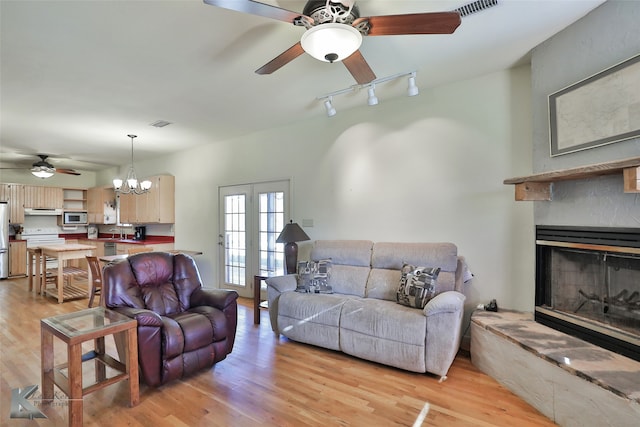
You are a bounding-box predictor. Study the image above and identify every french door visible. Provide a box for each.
[218,181,289,298]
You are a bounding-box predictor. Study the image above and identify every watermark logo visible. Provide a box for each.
[10,385,47,419]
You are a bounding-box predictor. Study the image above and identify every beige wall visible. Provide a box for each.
[3,66,535,315]
[136,66,535,313]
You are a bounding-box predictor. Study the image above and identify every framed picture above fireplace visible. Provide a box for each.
[549,53,640,157]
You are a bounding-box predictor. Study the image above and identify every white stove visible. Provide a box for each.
[21,228,65,271]
[21,227,65,248]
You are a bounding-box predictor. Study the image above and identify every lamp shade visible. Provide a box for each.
[301,23,362,63]
[276,221,310,244]
[277,221,310,275]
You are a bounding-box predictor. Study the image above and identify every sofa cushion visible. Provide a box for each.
[311,240,373,266]
[367,242,457,300]
[340,298,427,372]
[328,264,370,297]
[277,292,353,350]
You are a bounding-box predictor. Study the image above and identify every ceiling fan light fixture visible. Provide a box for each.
[301,23,362,63]
[31,168,55,179]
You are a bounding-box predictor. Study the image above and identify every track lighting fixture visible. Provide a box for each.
[324,97,337,117]
[407,72,419,97]
[316,71,419,116]
[367,85,378,106]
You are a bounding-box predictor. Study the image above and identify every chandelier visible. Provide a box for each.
[113,134,152,195]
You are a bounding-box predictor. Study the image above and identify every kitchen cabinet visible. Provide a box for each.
[0,183,25,223]
[23,185,63,210]
[87,186,116,224]
[62,188,87,211]
[119,175,175,224]
[9,240,27,277]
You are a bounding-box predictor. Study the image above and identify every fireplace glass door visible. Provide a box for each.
[544,247,640,337]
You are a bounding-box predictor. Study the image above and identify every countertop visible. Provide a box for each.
[59,234,175,245]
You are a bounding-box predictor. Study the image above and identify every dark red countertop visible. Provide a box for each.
[59,233,174,245]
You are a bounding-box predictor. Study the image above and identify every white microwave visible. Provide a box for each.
[63,211,88,225]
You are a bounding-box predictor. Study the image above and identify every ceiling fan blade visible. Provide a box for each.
[203,0,303,24]
[55,168,81,176]
[354,12,461,36]
[255,42,305,75]
[342,51,376,85]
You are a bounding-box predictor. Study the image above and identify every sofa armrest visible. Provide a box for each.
[422,291,466,379]
[423,291,466,317]
[112,307,163,327]
[190,288,239,311]
[265,274,297,293]
[265,275,297,334]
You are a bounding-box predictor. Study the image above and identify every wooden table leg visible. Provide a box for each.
[253,275,268,325]
[40,327,54,402]
[56,258,63,303]
[36,252,42,295]
[67,343,83,427]
[28,251,33,292]
[126,328,140,407]
[95,337,106,383]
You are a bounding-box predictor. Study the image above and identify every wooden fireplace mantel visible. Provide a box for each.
[503,156,640,201]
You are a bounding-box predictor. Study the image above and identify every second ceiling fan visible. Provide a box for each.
[203,0,463,84]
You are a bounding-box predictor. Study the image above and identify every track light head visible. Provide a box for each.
[407,73,419,97]
[324,97,337,117]
[367,85,378,106]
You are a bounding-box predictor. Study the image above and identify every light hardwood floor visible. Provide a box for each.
[0,277,557,426]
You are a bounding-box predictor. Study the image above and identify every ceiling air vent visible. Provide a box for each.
[150,120,172,128]
[455,0,498,18]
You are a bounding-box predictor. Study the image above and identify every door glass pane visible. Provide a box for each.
[224,194,246,286]
[258,191,285,277]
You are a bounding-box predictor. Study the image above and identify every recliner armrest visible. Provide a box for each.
[190,288,239,310]
[265,274,297,293]
[113,307,163,327]
[423,291,466,317]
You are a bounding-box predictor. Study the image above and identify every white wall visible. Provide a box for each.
[136,66,535,315]
[2,66,535,318]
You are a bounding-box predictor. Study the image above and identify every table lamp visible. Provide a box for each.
[276,220,310,274]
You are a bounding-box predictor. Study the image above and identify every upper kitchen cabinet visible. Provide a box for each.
[62,188,87,211]
[119,175,175,224]
[87,186,116,224]
[23,185,63,210]
[0,183,24,223]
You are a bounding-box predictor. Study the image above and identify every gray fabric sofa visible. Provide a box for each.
[266,240,467,380]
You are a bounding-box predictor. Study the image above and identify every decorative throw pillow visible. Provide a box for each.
[396,263,440,309]
[296,259,333,293]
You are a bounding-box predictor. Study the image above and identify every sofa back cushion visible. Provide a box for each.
[311,240,373,297]
[367,242,457,301]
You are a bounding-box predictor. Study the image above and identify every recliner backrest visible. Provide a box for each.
[104,252,204,315]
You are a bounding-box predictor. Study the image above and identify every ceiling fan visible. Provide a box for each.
[0,154,81,178]
[203,0,466,84]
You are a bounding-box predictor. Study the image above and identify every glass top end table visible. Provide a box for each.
[41,307,139,427]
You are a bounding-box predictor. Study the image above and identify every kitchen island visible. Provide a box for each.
[38,243,96,303]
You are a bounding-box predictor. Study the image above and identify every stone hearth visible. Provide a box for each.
[471,310,640,427]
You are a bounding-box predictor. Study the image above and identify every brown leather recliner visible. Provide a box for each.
[103,252,238,387]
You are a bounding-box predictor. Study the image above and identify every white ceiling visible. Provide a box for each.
[0,0,606,174]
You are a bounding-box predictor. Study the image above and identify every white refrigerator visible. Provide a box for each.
[0,202,8,279]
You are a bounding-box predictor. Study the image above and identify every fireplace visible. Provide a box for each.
[535,225,640,362]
